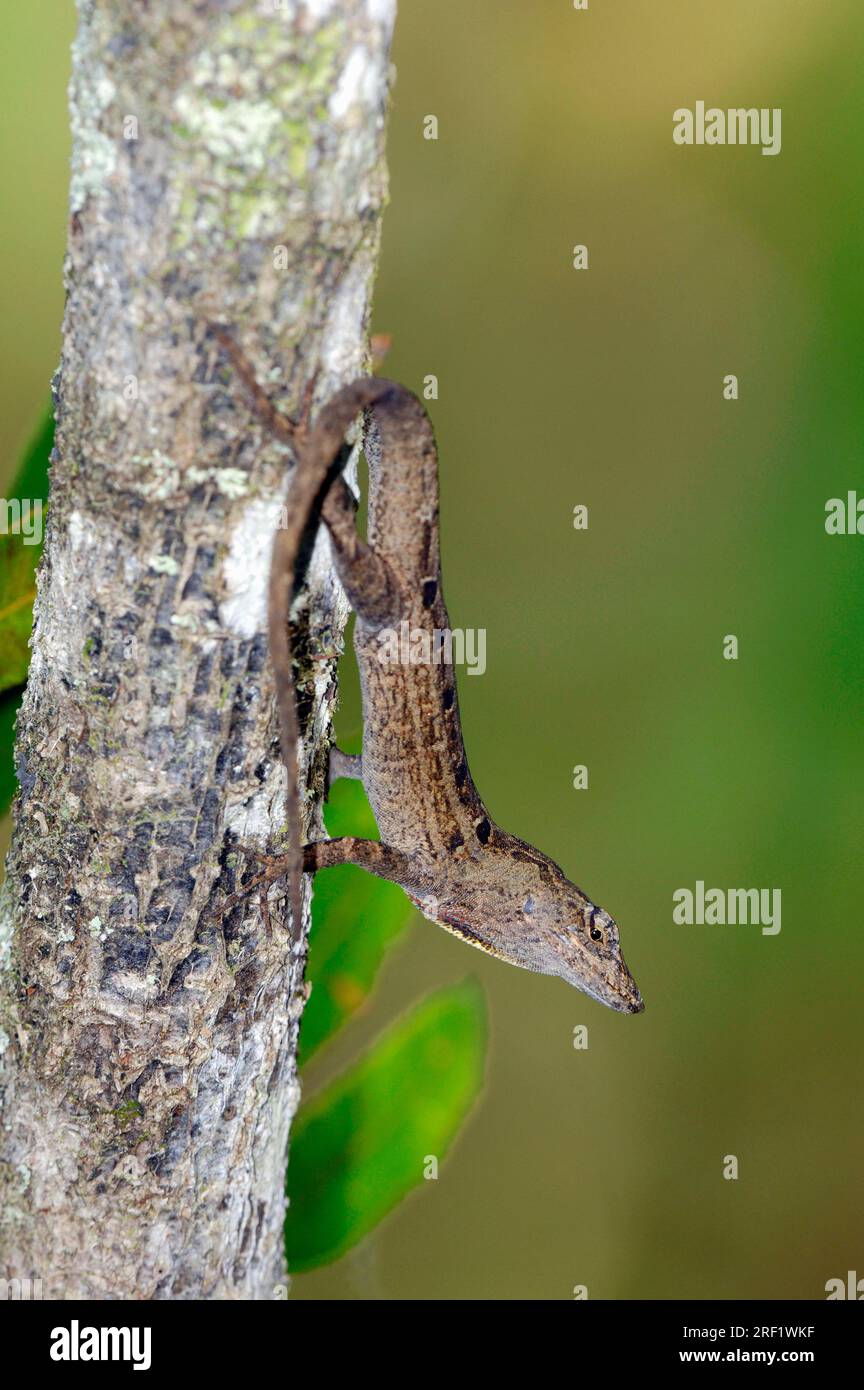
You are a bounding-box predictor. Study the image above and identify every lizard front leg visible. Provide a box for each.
[307,837,433,895]
[226,837,431,912]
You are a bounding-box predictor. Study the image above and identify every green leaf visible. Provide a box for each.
[0,534,40,694]
[286,979,487,1272]
[0,690,21,819]
[0,409,52,692]
[299,777,414,1064]
[0,409,53,809]
[13,408,54,501]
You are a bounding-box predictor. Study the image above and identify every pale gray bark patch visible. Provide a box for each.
[0,0,395,1300]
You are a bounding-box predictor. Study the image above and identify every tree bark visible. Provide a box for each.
[0,0,394,1300]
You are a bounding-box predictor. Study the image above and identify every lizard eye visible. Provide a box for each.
[590,924,603,943]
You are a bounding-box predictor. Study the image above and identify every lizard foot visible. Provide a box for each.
[222,846,294,921]
[328,747,363,786]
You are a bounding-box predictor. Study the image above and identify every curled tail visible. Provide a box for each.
[212,321,432,938]
[268,376,419,936]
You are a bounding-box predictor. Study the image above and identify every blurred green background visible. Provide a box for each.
[2,0,862,1300]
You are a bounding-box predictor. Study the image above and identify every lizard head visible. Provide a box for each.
[425,852,644,1013]
[548,892,644,1014]
[494,855,645,1013]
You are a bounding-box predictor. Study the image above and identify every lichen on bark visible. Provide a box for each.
[0,0,395,1300]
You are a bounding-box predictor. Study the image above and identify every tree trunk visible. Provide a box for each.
[0,0,394,1300]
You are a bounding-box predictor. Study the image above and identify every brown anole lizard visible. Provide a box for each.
[215,330,644,1014]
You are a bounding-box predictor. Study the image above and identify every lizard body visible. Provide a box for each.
[216,333,643,1014]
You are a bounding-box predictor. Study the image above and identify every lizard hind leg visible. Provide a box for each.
[320,477,402,627]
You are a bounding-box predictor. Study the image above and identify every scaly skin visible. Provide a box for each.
[215,329,644,1013]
